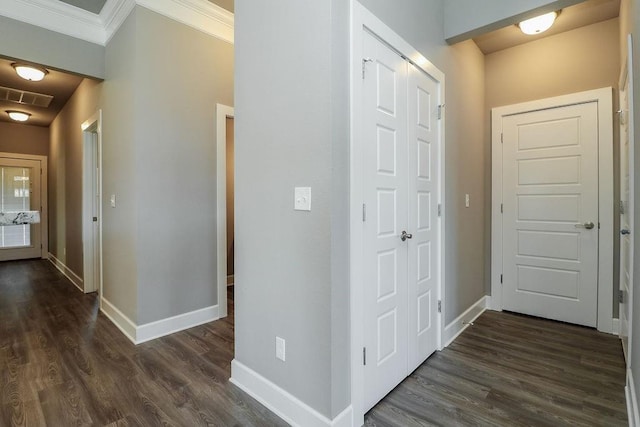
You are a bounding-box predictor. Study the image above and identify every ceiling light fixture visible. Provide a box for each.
[518,11,559,35]
[11,63,48,82]
[6,111,31,122]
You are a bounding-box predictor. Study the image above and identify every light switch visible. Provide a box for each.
[294,187,311,211]
[465,194,470,208]
[110,194,116,208]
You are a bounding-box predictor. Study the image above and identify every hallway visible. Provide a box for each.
[0,260,286,426]
[365,311,627,426]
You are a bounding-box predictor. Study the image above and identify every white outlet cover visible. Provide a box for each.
[294,187,311,211]
[276,336,286,361]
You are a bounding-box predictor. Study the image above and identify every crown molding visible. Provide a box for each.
[0,0,105,44]
[137,0,234,44]
[101,0,136,44]
[0,0,234,47]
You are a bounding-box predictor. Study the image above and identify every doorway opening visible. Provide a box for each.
[0,152,48,261]
[81,111,103,297]
[491,88,615,333]
[217,104,234,318]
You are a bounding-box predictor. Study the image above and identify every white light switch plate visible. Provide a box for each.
[465,193,470,208]
[294,187,311,211]
[110,194,116,208]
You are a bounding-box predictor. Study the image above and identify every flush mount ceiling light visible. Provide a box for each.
[11,63,48,82]
[518,11,559,35]
[6,111,31,122]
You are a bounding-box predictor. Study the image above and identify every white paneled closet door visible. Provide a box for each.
[407,63,439,373]
[362,30,409,412]
[362,31,440,411]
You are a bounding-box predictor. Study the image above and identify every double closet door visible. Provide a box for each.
[362,31,441,411]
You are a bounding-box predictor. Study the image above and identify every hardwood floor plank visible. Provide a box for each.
[0,260,287,427]
[366,310,627,426]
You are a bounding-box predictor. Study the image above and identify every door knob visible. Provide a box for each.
[575,222,595,230]
[621,229,631,235]
[401,231,413,241]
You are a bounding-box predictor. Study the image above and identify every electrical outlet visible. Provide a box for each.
[276,336,286,361]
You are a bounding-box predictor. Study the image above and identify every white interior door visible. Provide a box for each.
[362,31,440,411]
[619,35,634,361]
[363,30,409,411]
[407,63,439,372]
[0,158,42,261]
[83,132,101,293]
[502,102,599,327]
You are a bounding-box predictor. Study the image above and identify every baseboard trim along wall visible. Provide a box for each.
[136,305,219,344]
[230,360,353,427]
[48,253,84,292]
[101,297,138,343]
[100,297,219,345]
[627,369,640,427]
[443,295,490,348]
[612,318,620,336]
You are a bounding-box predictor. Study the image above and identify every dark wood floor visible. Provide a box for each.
[365,310,628,427]
[1,260,629,426]
[0,259,287,426]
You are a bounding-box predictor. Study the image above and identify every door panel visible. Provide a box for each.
[0,158,42,261]
[407,63,439,373]
[502,103,599,327]
[363,31,409,411]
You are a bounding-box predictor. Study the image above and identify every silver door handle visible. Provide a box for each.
[401,231,413,241]
[621,229,631,235]
[575,222,595,230]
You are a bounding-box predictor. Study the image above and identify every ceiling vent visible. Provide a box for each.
[0,86,53,108]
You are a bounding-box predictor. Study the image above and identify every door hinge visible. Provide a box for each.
[362,204,366,222]
[501,203,503,214]
[438,204,442,217]
[500,274,503,284]
[501,133,504,144]
[437,300,442,313]
[93,217,98,222]
[362,58,373,79]
[363,347,367,365]
[437,105,443,120]
[619,289,624,304]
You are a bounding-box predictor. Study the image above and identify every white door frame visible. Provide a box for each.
[0,152,48,259]
[491,88,614,334]
[216,104,234,319]
[350,2,446,424]
[620,34,635,366]
[81,110,103,297]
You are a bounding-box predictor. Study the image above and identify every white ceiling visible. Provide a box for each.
[473,0,620,54]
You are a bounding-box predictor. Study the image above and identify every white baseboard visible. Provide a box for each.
[612,318,620,336]
[100,297,219,345]
[48,253,84,293]
[136,304,219,344]
[628,369,640,427]
[100,297,137,344]
[230,360,353,427]
[443,295,489,348]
